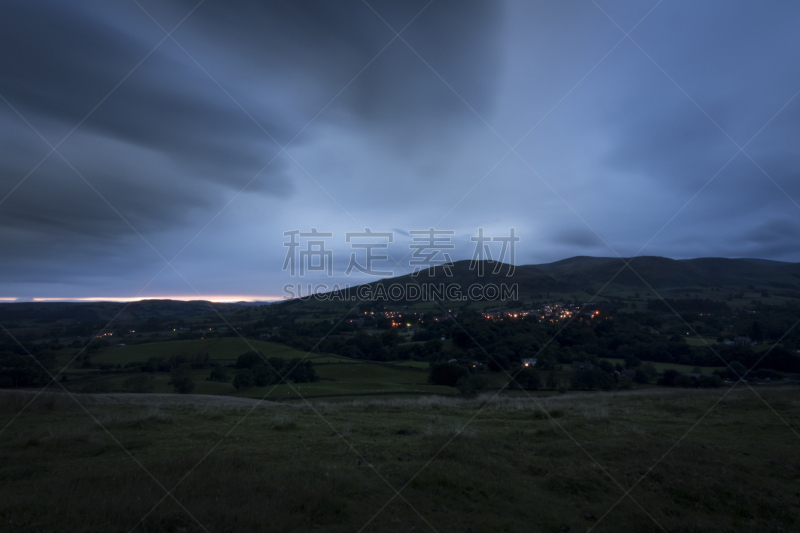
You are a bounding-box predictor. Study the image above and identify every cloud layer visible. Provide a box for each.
[1,0,798,299]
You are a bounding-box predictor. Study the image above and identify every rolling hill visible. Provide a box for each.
[289,256,800,307]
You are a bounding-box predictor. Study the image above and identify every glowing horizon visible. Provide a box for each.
[0,295,283,303]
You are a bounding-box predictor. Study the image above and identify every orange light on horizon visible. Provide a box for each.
[27,295,283,303]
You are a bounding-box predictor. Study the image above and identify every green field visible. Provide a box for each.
[685,336,722,347]
[225,363,449,400]
[92,338,308,365]
[1,386,798,532]
[386,360,430,368]
[602,357,724,375]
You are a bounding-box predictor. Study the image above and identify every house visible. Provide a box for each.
[619,369,636,379]
[571,361,594,371]
[259,333,271,339]
[734,336,752,345]
[521,358,537,367]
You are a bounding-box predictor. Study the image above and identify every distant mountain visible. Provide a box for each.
[529,256,800,292]
[3,257,799,320]
[734,258,795,266]
[299,256,800,305]
[0,299,244,323]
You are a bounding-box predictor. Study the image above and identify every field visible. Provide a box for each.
[1,385,798,532]
[232,363,454,399]
[68,338,456,400]
[601,358,724,375]
[91,338,307,365]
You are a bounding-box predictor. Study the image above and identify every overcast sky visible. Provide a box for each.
[1,0,799,301]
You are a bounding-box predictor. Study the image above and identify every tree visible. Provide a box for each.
[169,365,194,394]
[253,364,275,387]
[658,369,681,386]
[236,352,263,369]
[208,365,229,382]
[429,361,469,387]
[635,362,658,384]
[284,359,319,383]
[0,352,51,388]
[727,361,747,380]
[170,375,194,394]
[750,321,763,342]
[546,371,558,390]
[456,375,488,398]
[570,370,596,390]
[516,367,541,390]
[623,354,642,369]
[233,369,255,390]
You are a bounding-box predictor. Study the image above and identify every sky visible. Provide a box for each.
[1,0,799,301]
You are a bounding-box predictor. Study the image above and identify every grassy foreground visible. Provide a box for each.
[1,386,799,532]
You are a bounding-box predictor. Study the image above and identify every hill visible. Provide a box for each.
[0,299,245,324]
[531,256,800,292]
[287,256,800,308]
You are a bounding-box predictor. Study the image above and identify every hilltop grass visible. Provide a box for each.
[0,386,798,532]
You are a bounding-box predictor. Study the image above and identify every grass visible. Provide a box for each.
[231,363,453,399]
[685,336,722,347]
[386,360,430,368]
[0,386,798,532]
[602,357,724,374]
[66,357,449,399]
[92,337,307,365]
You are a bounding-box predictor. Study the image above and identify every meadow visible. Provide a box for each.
[91,338,308,365]
[1,385,798,532]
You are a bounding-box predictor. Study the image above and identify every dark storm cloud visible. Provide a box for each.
[0,0,503,294]
[595,0,800,195]
[1,0,798,299]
